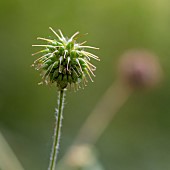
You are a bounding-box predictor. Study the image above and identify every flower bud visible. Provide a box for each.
[118,50,162,89]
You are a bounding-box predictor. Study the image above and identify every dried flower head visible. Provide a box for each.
[32,27,100,90]
[118,50,162,89]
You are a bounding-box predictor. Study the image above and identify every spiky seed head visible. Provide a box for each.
[32,27,100,90]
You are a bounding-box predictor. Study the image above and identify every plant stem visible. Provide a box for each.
[0,132,24,170]
[48,89,65,170]
[74,80,132,144]
[57,81,132,168]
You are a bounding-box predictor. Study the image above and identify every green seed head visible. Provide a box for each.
[32,27,100,90]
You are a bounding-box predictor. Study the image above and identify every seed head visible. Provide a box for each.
[32,27,100,90]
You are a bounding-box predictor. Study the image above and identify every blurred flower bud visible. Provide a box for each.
[118,50,162,89]
[66,144,104,169]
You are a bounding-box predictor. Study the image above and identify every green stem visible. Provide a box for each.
[48,89,65,170]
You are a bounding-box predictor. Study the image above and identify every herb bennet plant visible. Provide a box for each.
[32,27,100,170]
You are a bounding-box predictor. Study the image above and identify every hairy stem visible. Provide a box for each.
[57,81,132,169]
[48,89,65,170]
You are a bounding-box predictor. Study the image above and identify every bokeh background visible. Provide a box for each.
[0,0,170,170]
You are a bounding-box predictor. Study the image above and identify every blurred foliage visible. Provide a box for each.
[0,132,24,170]
[0,0,170,170]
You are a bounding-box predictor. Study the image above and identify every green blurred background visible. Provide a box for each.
[0,0,170,170]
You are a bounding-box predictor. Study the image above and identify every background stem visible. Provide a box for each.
[74,80,132,144]
[0,132,24,170]
[48,89,65,170]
